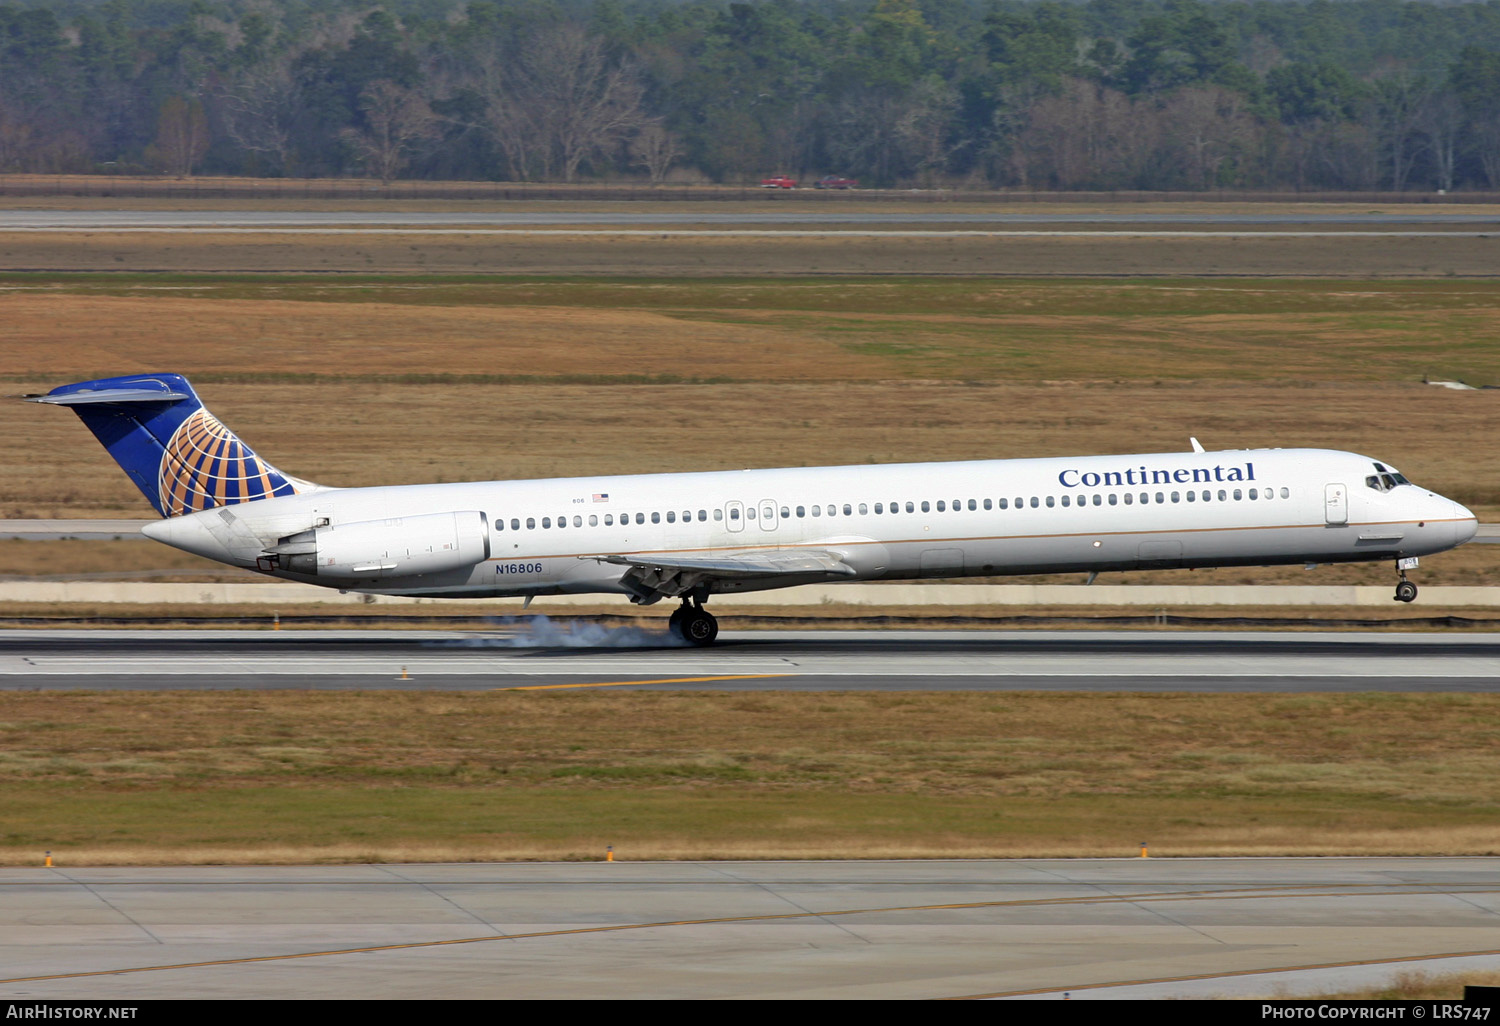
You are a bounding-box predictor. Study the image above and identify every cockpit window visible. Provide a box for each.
[1368,463,1411,491]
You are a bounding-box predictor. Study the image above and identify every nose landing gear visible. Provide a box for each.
[1393,559,1419,603]
[668,598,719,646]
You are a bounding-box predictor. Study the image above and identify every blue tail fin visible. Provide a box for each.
[28,373,303,518]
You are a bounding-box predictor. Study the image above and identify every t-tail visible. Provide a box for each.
[26,373,317,518]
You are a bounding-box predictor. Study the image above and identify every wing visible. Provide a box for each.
[587,549,856,604]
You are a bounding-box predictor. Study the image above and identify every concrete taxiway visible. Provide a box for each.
[2,628,1498,692]
[2,858,1498,999]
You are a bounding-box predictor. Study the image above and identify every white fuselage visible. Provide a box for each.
[143,447,1477,600]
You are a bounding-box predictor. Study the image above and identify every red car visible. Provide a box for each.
[760,175,797,189]
[814,175,857,190]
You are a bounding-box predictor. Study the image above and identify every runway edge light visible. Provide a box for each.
[606,846,614,862]
[1140,841,1148,858]
[44,850,51,867]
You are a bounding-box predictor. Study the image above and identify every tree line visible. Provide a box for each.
[2,0,1500,191]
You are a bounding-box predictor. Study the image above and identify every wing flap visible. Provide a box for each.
[594,549,857,579]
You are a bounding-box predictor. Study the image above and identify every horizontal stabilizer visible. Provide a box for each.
[26,385,192,406]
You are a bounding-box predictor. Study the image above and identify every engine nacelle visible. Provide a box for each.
[270,510,490,580]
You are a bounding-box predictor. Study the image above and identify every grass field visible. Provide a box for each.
[3,690,1499,865]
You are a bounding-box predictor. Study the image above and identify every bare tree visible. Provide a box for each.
[520,23,647,182]
[342,80,437,184]
[631,121,680,184]
[148,96,210,177]
[895,77,964,187]
[1416,88,1463,192]
[1160,86,1257,189]
[219,57,304,174]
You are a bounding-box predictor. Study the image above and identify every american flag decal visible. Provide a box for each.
[593,493,609,503]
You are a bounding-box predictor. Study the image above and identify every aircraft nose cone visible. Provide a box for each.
[1453,501,1478,545]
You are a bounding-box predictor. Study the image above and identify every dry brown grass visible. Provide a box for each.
[4,690,1500,863]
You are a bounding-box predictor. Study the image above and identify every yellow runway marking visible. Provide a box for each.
[3,884,1497,986]
[497,674,793,691]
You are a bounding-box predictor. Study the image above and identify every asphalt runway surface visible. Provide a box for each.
[3,628,1498,692]
[3,209,1498,229]
[3,858,1499,999]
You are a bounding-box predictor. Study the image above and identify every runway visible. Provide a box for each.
[3,628,1497,692]
[2,858,1498,999]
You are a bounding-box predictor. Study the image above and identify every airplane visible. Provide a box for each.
[28,373,1479,645]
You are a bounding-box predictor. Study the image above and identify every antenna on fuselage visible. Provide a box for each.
[1190,437,1206,453]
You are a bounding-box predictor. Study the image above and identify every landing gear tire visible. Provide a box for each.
[668,607,687,636]
[1394,580,1418,603]
[678,608,719,646]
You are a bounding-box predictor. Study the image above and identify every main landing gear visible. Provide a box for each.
[1394,559,1419,604]
[669,598,719,646]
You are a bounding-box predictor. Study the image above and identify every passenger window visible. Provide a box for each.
[983,499,992,510]
[1170,492,1179,503]
[526,517,535,529]
[573,515,582,527]
[797,506,806,517]
[968,499,977,511]
[1108,494,1118,506]
[495,518,504,532]
[604,514,613,526]
[1045,496,1055,508]
[666,511,676,523]
[1280,487,1289,498]
[555,515,564,529]
[1123,493,1132,505]
[998,498,1008,510]
[1061,495,1070,507]
[1232,489,1242,501]
[936,500,946,512]
[812,505,821,517]
[844,504,853,516]
[874,503,883,514]
[827,505,835,516]
[1030,497,1039,508]
[858,503,868,515]
[652,512,661,524]
[1091,495,1101,506]
[920,501,930,513]
[1186,491,1196,502]
[1155,493,1164,504]
[542,517,552,528]
[588,515,597,526]
[713,509,722,521]
[1248,488,1258,500]
[698,510,707,521]
[906,501,915,513]
[511,518,520,531]
[747,508,756,520]
[729,508,739,521]
[636,512,645,524]
[1139,493,1148,504]
[1217,490,1227,501]
[1202,490,1211,502]
[781,507,790,519]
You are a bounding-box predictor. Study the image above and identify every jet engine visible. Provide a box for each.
[267,510,490,580]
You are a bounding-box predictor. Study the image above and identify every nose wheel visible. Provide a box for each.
[668,600,719,646]
[1394,564,1419,604]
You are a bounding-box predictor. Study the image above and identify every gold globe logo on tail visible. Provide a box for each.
[157,409,289,517]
